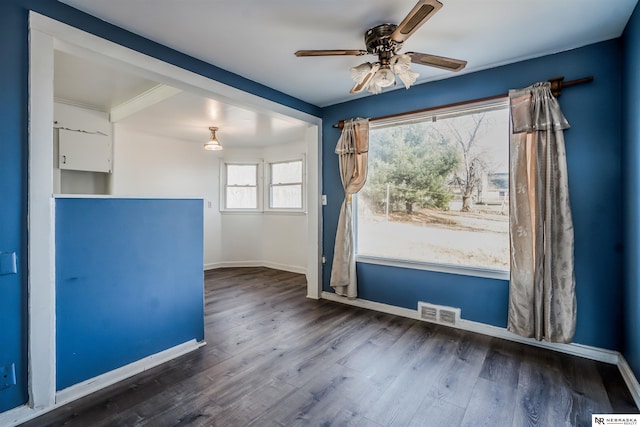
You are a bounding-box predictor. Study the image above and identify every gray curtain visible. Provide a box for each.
[330,118,369,298]
[508,82,576,343]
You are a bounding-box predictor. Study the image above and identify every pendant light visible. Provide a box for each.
[204,126,223,151]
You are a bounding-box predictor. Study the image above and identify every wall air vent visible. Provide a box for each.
[419,304,438,322]
[417,302,461,327]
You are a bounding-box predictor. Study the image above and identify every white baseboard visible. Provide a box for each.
[56,339,206,405]
[205,261,306,275]
[0,340,205,427]
[618,355,640,409]
[320,291,640,409]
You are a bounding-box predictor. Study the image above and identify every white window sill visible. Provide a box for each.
[263,210,307,216]
[220,210,307,216]
[356,255,510,280]
[220,210,263,215]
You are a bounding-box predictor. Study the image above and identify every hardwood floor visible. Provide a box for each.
[22,267,638,426]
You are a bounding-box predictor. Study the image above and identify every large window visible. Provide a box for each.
[356,99,509,276]
[269,159,304,209]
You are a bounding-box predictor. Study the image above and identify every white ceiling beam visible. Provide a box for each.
[110,84,182,122]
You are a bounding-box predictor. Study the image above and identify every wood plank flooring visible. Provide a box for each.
[22,267,638,426]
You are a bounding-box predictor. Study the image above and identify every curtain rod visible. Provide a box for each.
[332,75,593,129]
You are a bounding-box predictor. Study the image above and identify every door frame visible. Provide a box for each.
[15,11,322,423]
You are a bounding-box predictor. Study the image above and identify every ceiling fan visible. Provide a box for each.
[295,0,466,95]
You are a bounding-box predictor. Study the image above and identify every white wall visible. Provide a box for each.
[111,126,308,274]
[218,143,308,274]
[262,142,308,272]
[111,125,223,266]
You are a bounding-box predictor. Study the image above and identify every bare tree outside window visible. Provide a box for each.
[356,101,509,272]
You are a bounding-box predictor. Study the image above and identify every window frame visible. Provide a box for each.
[266,156,306,213]
[354,97,510,280]
[220,160,263,212]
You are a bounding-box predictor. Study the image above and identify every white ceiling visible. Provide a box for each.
[54,50,310,148]
[53,0,638,148]
[58,0,638,107]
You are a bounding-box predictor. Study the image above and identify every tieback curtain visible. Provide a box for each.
[508,82,576,343]
[330,118,369,299]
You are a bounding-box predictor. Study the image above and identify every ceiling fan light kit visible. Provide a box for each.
[295,0,466,95]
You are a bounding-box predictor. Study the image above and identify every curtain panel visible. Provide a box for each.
[330,118,369,298]
[508,82,576,343]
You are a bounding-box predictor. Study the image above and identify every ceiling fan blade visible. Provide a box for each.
[391,0,443,43]
[407,52,467,72]
[295,50,368,57]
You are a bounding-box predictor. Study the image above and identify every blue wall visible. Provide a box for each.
[322,40,624,351]
[0,0,637,414]
[0,1,28,413]
[55,198,205,390]
[0,0,319,412]
[623,3,640,380]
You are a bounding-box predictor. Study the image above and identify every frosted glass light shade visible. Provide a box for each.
[373,67,395,88]
[204,127,223,151]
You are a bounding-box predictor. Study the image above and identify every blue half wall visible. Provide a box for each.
[55,198,205,390]
[322,40,623,351]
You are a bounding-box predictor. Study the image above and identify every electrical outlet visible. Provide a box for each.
[0,363,16,390]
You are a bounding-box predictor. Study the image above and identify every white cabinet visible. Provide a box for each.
[58,128,112,173]
[54,103,113,195]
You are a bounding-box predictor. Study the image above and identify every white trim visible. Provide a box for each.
[55,340,205,405]
[357,97,510,282]
[321,291,420,319]
[618,355,640,409]
[30,14,321,126]
[27,9,321,420]
[204,261,306,275]
[320,291,640,407]
[28,22,57,411]
[306,125,322,299]
[219,160,264,212]
[320,291,617,362]
[30,11,321,300]
[262,261,306,275]
[356,255,510,281]
[262,211,307,216]
[0,340,204,427]
[53,194,204,200]
[372,97,509,128]
[265,157,306,213]
[109,84,182,123]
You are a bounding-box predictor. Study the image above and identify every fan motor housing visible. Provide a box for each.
[365,23,403,57]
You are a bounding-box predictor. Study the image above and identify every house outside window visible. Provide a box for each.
[268,159,304,210]
[356,98,510,279]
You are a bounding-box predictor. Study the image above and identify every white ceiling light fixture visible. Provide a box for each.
[350,54,421,95]
[204,126,223,151]
[295,0,466,96]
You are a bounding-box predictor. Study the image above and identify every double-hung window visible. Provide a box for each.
[268,159,304,210]
[223,162,260,210]
[356,98,510,278]
[221,157,305,212]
